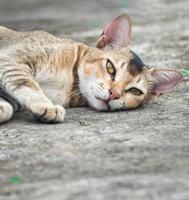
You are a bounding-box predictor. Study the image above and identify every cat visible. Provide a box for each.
[0,14,183,124]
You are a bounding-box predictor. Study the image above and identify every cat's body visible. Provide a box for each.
[0,26,87,107]
[0,14,183,123]
[0,26,91,123]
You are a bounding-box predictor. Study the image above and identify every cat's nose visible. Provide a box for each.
[109,89,120,100]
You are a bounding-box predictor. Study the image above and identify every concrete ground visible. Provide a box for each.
[0,0,189,199]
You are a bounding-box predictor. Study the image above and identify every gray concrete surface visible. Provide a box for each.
[0,0,189,199]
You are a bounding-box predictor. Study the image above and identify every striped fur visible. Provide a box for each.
[0,25,182,124]
[0,26,89,123]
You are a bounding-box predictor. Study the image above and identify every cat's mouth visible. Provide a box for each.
[95,96,110,111]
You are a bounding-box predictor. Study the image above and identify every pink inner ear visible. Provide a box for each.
[96,14,132,49]
[150,69,183,96]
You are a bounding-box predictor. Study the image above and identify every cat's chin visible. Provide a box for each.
[89,96,109,111]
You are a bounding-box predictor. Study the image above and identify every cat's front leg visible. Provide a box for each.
[9,81,65,123]
[0,62,65,123]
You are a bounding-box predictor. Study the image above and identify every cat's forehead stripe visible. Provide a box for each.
[136,75,142,83]
[87,58,104,63]
[120,62,126,68]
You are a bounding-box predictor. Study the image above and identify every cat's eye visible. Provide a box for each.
[106,59,115,76]
[127,87,143,96]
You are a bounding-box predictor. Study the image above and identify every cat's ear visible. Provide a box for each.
[96,13,132,50]
[145,68,183,99]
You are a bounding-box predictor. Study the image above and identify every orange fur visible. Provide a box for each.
[0,21,182,123]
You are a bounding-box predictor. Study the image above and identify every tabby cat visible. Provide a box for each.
[0,14,183,124]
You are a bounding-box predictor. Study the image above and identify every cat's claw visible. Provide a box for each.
[30,103,65,123]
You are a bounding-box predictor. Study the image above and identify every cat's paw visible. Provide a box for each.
[30,103,65,123]
[0,99,14,124]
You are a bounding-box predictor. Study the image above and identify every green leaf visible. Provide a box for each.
[8,176,22,184]
[180,68,189,77]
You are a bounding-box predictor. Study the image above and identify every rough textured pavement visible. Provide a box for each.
[0,0,189,199]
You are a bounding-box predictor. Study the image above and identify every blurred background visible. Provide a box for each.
[0,0,189,68]
[1,1,189,199]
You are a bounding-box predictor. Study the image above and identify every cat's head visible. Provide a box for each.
[78,14,183,111]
